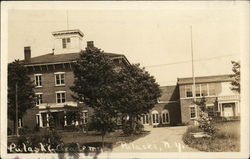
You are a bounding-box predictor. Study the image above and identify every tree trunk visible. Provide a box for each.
[129,115,136,134]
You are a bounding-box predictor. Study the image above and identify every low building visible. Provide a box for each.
[140,85,181,126]
[178,74,240,124]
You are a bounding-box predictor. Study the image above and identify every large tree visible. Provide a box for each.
[117,64,161,134]
[8,60,35,134]
[70,46,120,146]
[230,61,240,93]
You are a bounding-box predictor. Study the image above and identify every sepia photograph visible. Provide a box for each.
[1,1,249,159]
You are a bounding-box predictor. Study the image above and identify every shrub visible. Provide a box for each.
[197,110,216,135]
[122,121,133,136]
[8,127,12,135]
[19,126,33,135]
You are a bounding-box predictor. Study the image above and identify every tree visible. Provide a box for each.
[230,61,240,93]
[70,46,120,147]
[117,64,161,134]
[8,60,35,134]
[193,97,216,135]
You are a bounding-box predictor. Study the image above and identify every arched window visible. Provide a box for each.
[151,110,159,125]
[141,114,149,125]
[162,109,170,124]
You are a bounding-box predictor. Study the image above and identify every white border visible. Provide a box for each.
[1,1,249,159]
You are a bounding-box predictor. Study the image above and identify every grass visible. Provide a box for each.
[60,129,149,148]
[182,121,240,152]
[8,129,150,152]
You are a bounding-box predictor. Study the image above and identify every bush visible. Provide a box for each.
[19,126,33,135]
[122,121,133,136]
[197,110,216,135]
[10,129,64,153]
[8,127,12,135]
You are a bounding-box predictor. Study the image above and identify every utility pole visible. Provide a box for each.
[15,82,19,136]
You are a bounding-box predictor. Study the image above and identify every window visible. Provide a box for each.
[195,85,201,97]
[206,104,215,117]
[18,118,23,128]
[209,83,216,96]
[55,72,65,86]
[142,114,149,125]
[41,113,48,127]
[81,111,88,124]
[185,85,193,97]
[201,84,208,96]
[152,110,159,124]
[62,38,71,49]
[34,74,42,87]
[56,91,66,103]
[190,106,196,119]
[35,93,43,105]
[162,110,170,124]
[36,114,40,127]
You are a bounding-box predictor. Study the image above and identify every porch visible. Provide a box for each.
[217,95,240,118]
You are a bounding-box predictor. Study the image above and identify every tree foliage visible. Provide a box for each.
[117,64,161,134]
[70,46,120,146]
[194,97,216,135]
[71,46,161,137]
[8,60,35,132]
[230,61,240,93]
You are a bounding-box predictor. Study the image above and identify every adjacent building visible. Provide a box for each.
[178,75,240,124]
[140,85,181,126]
[140,74,240,127]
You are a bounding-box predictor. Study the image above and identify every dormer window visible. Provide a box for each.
[62,38,70,49]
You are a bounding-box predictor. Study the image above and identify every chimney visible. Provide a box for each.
[87,41,94,48]
[24,46,31,63]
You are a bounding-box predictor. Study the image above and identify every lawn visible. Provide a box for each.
[60,129,149,148]
[8,129,149,153]
[182,121,240,152]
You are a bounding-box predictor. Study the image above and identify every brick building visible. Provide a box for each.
[140,85,181,126]
[9,29,240,131]
[140,74,240,127]
[12,29,130,130]
[177,74,240,124]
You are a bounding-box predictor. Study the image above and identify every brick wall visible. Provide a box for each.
[28,64,76,105]
[180,97,217,124]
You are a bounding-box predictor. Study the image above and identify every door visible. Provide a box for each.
[222,103,235,117]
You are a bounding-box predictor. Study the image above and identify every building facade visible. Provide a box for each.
[140,85,181,127]
[178,75,240,124]
[13,29,130,130]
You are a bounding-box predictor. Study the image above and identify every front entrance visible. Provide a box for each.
[39,111,65,129]
[51,111,65,129]
[222,103,235,117]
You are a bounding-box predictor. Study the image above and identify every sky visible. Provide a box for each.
[6,2,248,86]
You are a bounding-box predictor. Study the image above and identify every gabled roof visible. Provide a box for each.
[158,85,179,102]
[177,74,233,85]
[24,51,129,66]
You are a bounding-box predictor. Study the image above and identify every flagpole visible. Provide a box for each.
[190,26,196,103]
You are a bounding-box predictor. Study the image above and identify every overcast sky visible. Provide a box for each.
[6,2,248,86]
